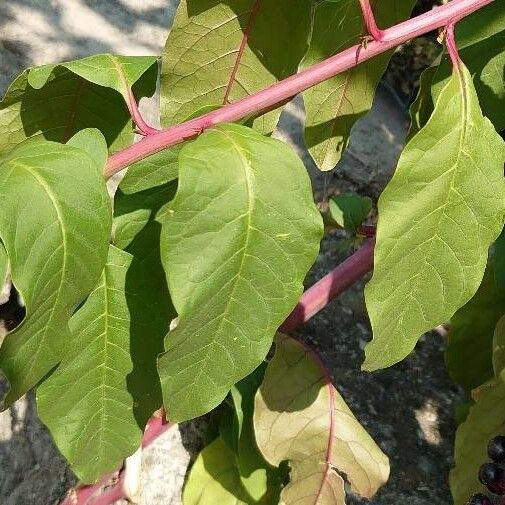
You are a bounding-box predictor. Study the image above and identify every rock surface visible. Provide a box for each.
[0,2,463,505]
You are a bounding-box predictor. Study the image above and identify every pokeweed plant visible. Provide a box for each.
[0,1,503,504]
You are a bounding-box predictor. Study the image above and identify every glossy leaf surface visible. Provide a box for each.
[158,124,323,422]
[0,131,112,406]
[364,64,505,371]
[254,334,389,504]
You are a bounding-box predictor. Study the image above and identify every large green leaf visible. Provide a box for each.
[364,63,505,371]
[455,1,505,49]
[160,0,312,132]
[37,245,162,483]
[157,123,323,422]
[254,334,389,504]
[445,263,505,390]
[0,130,112,407]
[183,437,264,505]
[301,0,415,171]
[432,31,505,132]
[450,380,505,505]
[0,55,157,155]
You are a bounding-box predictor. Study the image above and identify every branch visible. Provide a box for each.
[104,0,492,178]
[358,0,384,41]
[125,88,159,137]
[280,239,375,333]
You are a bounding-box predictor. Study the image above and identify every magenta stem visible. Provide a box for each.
[125,88,160,137]
[104,0,491,178]
[280,239,375,333]
[445,22,462,68]
[358,0,384,41]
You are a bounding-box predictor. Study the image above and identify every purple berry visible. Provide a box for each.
[467,494,492,505]
[488,436,505,463]
[479,462,505,495]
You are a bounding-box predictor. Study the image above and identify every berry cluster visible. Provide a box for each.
[468,436,505,505]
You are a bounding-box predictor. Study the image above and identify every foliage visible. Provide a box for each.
[0,1,503,504]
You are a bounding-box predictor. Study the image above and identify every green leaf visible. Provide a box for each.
[445,263,505,390]
[408,64,439,139]
[28,54,158,103]
[364,63,505,371]
[455,1,505,50]
[328,192,372,231]
[157,124,323,422]
[160,0,312,132]
[493,314,505,377]
[301,0,415,170]
[0,55,157,155]
[183,437,264,505]
[0,242,8,291]
[450,380,505,505]
[494,227,505,296]
[432,32,505,132]
[0,131,112,407]
[254,334,389,504]
[37,245,161,483]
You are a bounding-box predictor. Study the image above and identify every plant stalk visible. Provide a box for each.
[105,0,492,178]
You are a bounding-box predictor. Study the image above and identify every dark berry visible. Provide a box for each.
[479,462,505,495]
[488,436,505,463]
[467,493,492,505]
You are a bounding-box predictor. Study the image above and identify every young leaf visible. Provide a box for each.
[157,124,323,422]
[301,0,415,170]
[450,380,505,505]
[328,192,372,232]
[183,437,265,505]
[0,131,112,407]
[37,245,160,483]
[254,334,389,504]
[160,0,312,132]
[445,263,505,390]
[364,63,505,371]
[0,55,157,155]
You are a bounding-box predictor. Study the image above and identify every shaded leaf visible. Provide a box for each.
[364,63,505,371]
[254,334,389,504]
[495,227,505,296]
[493,314,505,377]
[37,245,162,483]
[0,242,8,291]
[328,192,372,231]
[456,1,505,50]
[445,263,505,390]
[0,130,112,407]
[158,124,323,422]
[0,56,157,155]
[160,0,312,132]
[450,380,505,505]
[183,437,265,505]
[301,0,415,170]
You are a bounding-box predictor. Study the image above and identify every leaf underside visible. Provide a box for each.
[364,63,505,371]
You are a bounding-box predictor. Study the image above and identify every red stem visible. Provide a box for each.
[126,88,159,137]
[358,0,384,41]
[104,0,492,178]
[445,22,462,68]
[280,240,375,333]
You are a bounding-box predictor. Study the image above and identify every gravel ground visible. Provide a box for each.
[0,1,463,504]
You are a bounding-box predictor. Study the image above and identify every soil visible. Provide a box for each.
[0,1,464,504]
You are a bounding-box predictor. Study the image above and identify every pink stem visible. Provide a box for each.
[104,0,491,178]
[445,22,462,68]
[126,88,160,137]
[358,0,384,41]
[280,239,375,333]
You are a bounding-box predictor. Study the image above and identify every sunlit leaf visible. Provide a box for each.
[254,334,389,504]
[364,63,505,371]
[0,130,112,407]
[157,124,323,422]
